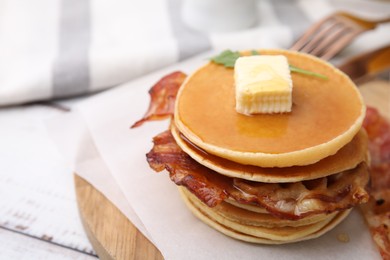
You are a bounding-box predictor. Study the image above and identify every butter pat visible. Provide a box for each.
[235,55,293,115]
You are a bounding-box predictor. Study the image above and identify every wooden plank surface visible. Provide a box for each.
[0,102,96,258]
[73,80,389,260]
[0,227,96,260]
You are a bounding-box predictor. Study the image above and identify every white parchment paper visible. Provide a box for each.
[47,53,381,260]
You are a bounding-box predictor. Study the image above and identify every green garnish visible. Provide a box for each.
[210,50,328,80]
[289,65,328,80]
[210,50,240,68]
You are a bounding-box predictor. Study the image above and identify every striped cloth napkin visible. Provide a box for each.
[0,0,389,106]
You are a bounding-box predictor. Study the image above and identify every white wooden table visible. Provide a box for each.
[0,100,97,259]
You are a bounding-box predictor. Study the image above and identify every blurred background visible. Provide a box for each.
[0,0,389,106]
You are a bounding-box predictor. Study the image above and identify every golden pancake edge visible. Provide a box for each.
[179,187,351,244]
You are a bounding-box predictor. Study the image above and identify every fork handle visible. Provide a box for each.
[376,16,390,24]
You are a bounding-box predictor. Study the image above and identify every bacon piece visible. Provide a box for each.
[146,130,369,220]
[131,71,187,128]
[363,106,390,191]
[361,106,390,259]
[360,189,390,259]
[233,163,369,220]
[146,130,229,207]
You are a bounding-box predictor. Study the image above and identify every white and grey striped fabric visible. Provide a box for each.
[0,0,389,106]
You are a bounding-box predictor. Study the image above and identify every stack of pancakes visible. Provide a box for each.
[148,50,370,244]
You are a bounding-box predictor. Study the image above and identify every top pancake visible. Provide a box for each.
[174,49,365,167]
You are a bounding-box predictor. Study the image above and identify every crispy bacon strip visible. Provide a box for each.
[146,130,229,207]
[233,163,369,219]
[361,106,390,259]
[363,107,390,191]
[146,130,369,220]
[360,190,390,259]
[131,71,187,128]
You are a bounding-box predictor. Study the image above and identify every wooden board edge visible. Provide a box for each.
[74,174,163,260]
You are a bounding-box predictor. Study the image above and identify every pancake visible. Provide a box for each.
[215,200,338,228]
[172,123,368,182]
[225,198,268,213]
[174,49,365,167]
[179,187,351,244]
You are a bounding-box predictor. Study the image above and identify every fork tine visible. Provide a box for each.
[320,30,362,60]
[309,26,350,56]
[299,21,341,53]
[291,11,390,60]
[290,16,336,51]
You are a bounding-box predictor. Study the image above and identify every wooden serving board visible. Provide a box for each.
[74,80,389,260]
[74,175,163,260]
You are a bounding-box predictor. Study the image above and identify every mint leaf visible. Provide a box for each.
[210,50,328,80]
[210,50,240,68]
[289,65,328,80]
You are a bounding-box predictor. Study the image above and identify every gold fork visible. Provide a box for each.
[290,12,390,60]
